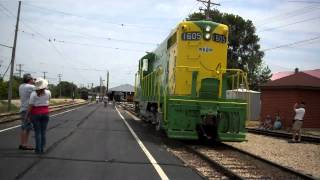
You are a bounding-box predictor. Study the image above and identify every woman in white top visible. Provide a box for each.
[28,78,51,154]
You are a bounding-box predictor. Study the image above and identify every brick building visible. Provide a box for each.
[260,69,320,128]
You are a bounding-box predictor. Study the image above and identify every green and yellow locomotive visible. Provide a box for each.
[134,20,248,141]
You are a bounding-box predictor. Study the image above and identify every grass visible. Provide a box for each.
[0,98,85,114]
[0,101,19,113]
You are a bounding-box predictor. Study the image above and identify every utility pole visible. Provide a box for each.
[16,64,23,77]
[58,74,62,98]
[197,0,220,20]
[99,77,103,99]
[7,1,21,112]
[42,71,47,79]
[106,71,109,96]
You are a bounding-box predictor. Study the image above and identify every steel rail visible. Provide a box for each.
[247,128,320,143]
[184,145,245,180]
[0,102,89,124]
[222,143,317,180]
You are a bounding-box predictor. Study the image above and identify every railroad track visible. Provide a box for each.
[185,143,317,180]
[0,101,89,124]
[247,128,320,143]
[119,102,318,179]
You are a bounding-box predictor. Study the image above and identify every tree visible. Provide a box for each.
[188,10,272,90]
[56,81,77,98]
[0,76,22,99]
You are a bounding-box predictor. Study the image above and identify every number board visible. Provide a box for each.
[181,32,201,41]
[212,33,226,43]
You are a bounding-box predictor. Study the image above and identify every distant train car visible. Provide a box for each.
[134,20,248,142]
[80,90,89,100]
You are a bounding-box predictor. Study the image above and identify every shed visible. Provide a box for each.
[226,89,261,121]
[108,84,135,102]
[261,69,320,128]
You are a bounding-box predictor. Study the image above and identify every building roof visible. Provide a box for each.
[262,71,320,89]
[304,69,320,79]
[109,84,134,92]
[227,89,261,93]
[271,69,320,80]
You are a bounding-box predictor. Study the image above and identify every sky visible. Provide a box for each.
[0,0,319,88]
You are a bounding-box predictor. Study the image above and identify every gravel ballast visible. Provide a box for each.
[225,133,320,178]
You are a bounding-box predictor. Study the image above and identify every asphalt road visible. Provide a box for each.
[0,103,203,180]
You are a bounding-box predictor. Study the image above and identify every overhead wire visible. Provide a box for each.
[20,30,147,52]
[0,43,12,48]
[23,2,169,31]
[262,35,320,51]
[259,16,320,32]
[19,18,159,46]
[1,61,11,78]
[288,0,320,3]
[256,5,320,27]
[0,2,98,83]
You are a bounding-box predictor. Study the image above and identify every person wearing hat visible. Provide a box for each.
[18,73,35,150]
[27,77,51,154]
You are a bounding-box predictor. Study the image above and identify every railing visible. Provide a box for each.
[219,68,249,97]
[140,68,163,103]
[219,68,251,121]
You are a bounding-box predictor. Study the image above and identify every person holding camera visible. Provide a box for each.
[18,74,35,150]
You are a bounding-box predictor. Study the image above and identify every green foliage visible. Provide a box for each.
[52,81,78,98]
[0,77,83,100]
[0,76,22,100]
[188,10,271,90]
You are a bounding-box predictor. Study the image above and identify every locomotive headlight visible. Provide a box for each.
[205,25,211,32]
[204,33,211,40]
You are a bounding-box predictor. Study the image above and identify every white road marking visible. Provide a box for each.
[0,105,87,133]
[116,107,169,180]
[125,110,141,121]
[0,125,21,133]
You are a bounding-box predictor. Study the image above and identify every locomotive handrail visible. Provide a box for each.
[219,68,251,121]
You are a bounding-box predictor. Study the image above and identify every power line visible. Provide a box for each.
[1,62,11,78]
[51,39,146,52]
[259,16,320,32]
[288,0,320,3]
[20,31,147,52]
[2,2,153,52]
[23,3,168,31]
[0,43,13,48]
[262,35,320,51]
[19,19,158,46]
[0,2,106,84]
[256,5,320,26]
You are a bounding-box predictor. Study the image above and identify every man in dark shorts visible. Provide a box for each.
[18,74,35,150]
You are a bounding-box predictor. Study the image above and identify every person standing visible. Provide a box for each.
[28,78,51,154]
[290,102,306,143]
[18,74,35,150]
